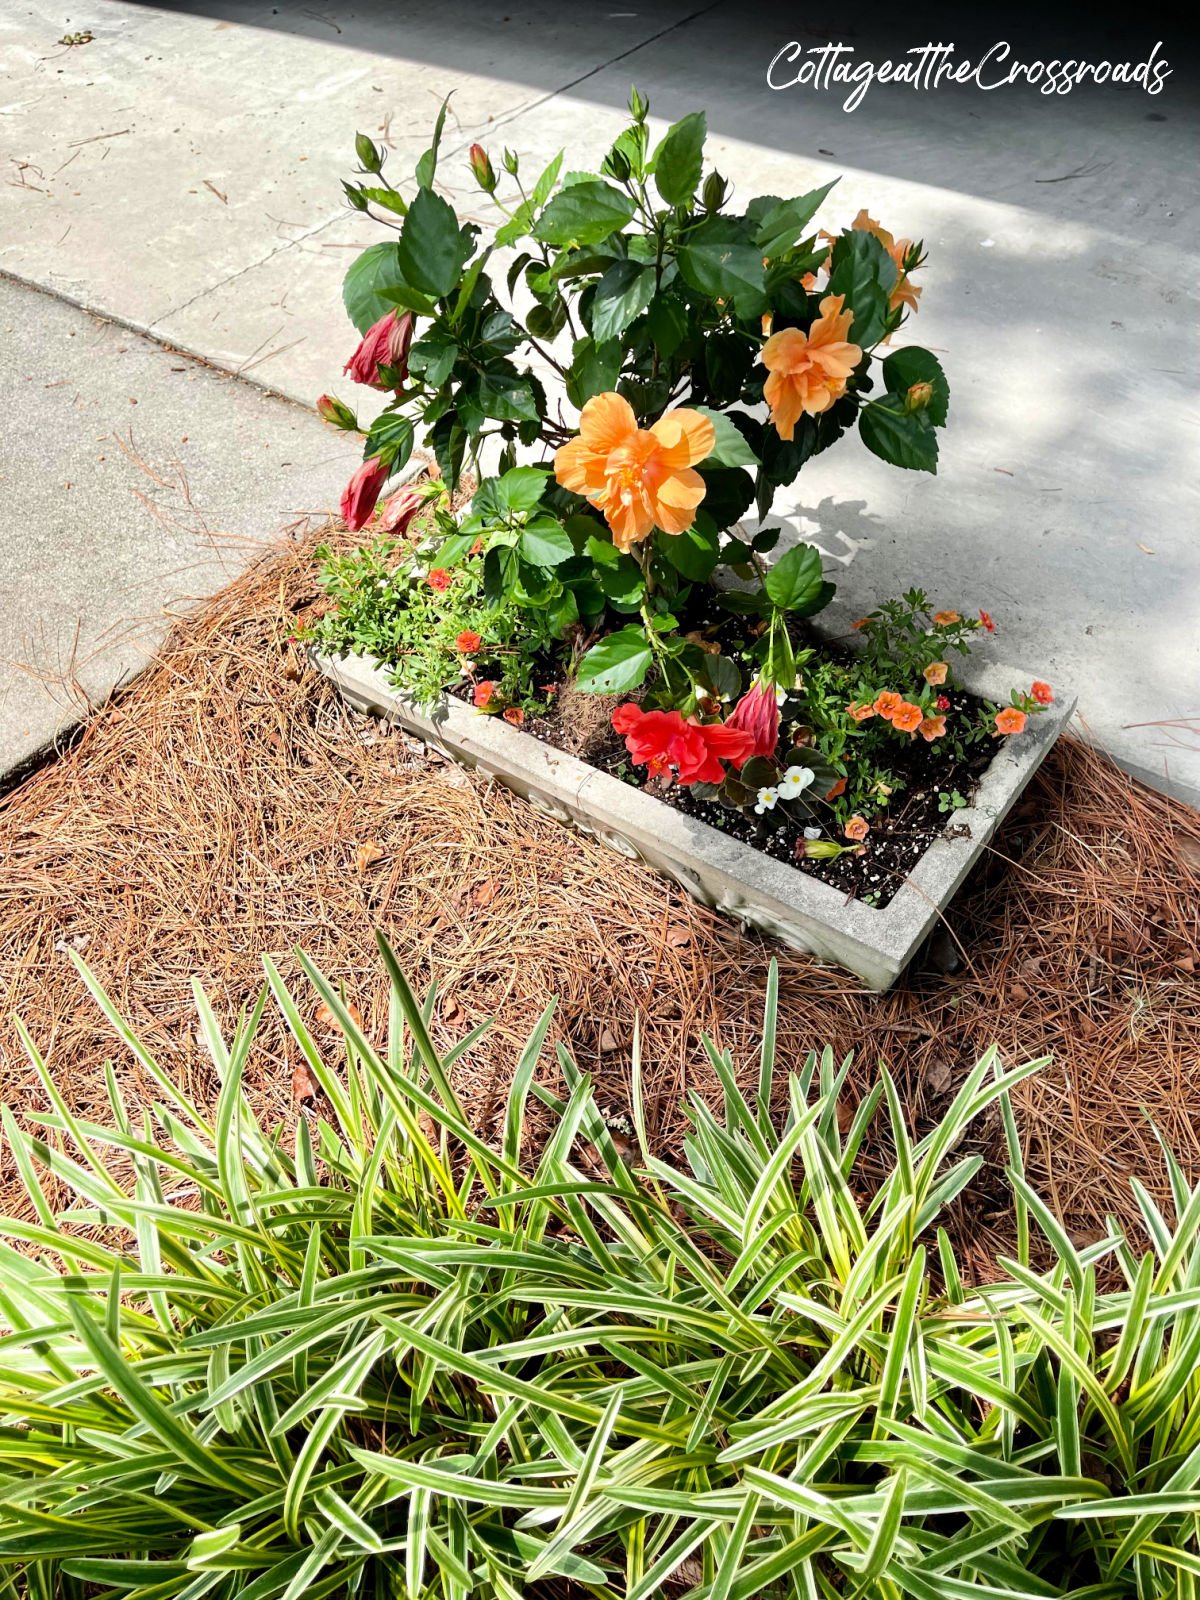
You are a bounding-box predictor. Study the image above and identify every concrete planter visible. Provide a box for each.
[312,649,1075,990]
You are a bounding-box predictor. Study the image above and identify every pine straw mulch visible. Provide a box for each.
[0,525,1197,1279]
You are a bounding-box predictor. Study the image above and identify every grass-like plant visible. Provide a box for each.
[2,937,1200,1599]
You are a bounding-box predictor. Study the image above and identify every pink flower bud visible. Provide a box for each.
[315,393,358,430]
[725,682,780,759]
[340,457,391,532]
[342,309,414,391]
[379,485,423,535]
[468,143,497,192]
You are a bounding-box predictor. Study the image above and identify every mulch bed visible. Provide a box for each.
[1,524,1197,1279]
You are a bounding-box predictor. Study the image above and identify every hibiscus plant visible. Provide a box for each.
[315,90,1048,841]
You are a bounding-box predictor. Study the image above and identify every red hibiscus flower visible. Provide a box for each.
[612,704,755,787]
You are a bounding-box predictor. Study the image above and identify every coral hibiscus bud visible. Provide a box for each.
[725,682,780,759]
[316,393,358,431]
[904,380,934,413]
[379,485,422,535]
[1031,680,1054,705]
[340,457,390,532]
[468,143,497,192]
[629,84,649,122]
[343,309,414,390]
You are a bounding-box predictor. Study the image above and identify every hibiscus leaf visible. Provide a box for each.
[693,407,760,469]
[881,347,950,427]
[397,188,475,299]
[534,181,636,248]
[660,514,720,582]
[763,543,834,616]
[677,217,766,317]
[566,337,622,408]
[590,261,656,345]
[859,397,939,473]
[519,517,575,567]
[652,110,706,206]
[575,626,654,695]
[754,180,839,258]
[827,229,896,348]
[343,242,404,334]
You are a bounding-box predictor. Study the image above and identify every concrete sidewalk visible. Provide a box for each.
[1,1,1197,798]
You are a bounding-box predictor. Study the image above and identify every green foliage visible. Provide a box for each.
[323,94,962,827]
[304,504,558,716]
[3,947,1199,1600]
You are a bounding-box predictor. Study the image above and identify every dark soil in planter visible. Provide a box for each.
[451,670,995,911]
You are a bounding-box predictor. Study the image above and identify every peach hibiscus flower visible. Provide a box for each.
[761,294,862,440]
[554,392,714,553]
[851,209,922,315]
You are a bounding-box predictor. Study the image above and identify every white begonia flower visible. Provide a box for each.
[803,826,822,840]
[777,764,815,798]
[754,786,779,815]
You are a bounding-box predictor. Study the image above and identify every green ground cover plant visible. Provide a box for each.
[1,942,1199,1598]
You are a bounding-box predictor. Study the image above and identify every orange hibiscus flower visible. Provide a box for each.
[761,294,862,439]
[995,707,1027,735]
[851,208,922,315]
[554,392,714,552]
[891,701,923,734]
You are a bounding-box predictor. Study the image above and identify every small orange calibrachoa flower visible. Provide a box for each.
[473,680,497,709]
[503,707,525,727]
[919,714,947,742]
[873,691,903,721]
[1031,681,1054,705]
[844,815,870,842]
[846,701,875,722]
[891,701,923,734]
[932,610,960,627]
[922,661,948,686]
[995,707,1027,735]
[851,616,871,631]
[427,568,452,592]
[978,610,995,633]
[554,391,714,552]
[455,630,482,654]
[761,294,862,439]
